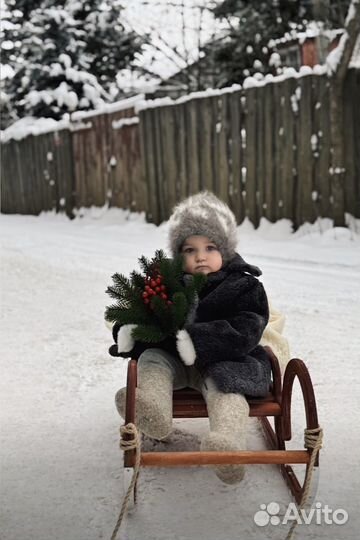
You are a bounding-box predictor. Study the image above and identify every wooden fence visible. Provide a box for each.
[1,104,147,217]
[139,69,360,227]
[1,69,359,227]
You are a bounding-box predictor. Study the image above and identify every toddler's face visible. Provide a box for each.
[181,235,223,275]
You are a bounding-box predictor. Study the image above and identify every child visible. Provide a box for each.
[111,191,279,484]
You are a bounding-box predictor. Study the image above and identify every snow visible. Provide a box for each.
[112,117,139,130]
[0,63,15,79]
[0,95,145,142]
[311,134,318,151]
[269,52,281,67]
[71,94,145,120]
[326,31,349,74]
[0,116,71,142]
[1,209,360,540]
[345,0,359,26]
[349,34,360,68]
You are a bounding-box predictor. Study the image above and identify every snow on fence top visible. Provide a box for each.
[70,94,144,121]
[0,117,71,143]
[112,117,139,130]
[136,64,328,112]
[1,94,145,143]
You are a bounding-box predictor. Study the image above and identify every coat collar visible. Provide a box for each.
[187,253,262,300]
[204,253,261,285]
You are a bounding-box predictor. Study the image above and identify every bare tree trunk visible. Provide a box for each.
[328,0,360,226]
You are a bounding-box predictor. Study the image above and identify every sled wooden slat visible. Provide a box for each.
[139,450,310,467]
[172,400,282,418]
[173,389,277,403]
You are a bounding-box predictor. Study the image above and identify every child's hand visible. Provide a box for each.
[176,329,196,366]
[117,324,138,354]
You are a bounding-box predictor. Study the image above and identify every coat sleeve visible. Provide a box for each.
[185,278,269,370]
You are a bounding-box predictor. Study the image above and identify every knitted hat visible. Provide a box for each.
[168,191,238,264]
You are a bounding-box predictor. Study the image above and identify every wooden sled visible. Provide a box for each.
[123,346,320,505]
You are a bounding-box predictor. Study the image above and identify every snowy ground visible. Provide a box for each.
[1,209,360,540]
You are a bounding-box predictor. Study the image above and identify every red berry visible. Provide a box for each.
[150,280,156,287]
[142,291,148,298]
[167,300,172,305]
[160,285,166,291]
[156,277,161,285]
[144,298,150,304]
[155,286,161,292]
[145,285,150,291]
[161,293,168,300]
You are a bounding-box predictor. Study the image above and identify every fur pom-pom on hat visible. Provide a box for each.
[168,191,238,264]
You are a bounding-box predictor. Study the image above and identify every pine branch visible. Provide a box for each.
[159,257,183,294]
[151,295,173,333]
[105,249,207,343]
[132,324,166,343]
[130,270,145,290]
[105,285,130,304]
[111,272,133,296]
[172,292,188,328]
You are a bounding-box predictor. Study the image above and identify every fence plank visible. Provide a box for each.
[216,94,230,205]
[175,104,188,202]
[137,115,149,214]
[255,86,265,224]
[160,106,177,217]
[263,83,275,221]
[140,109,160,224]
[296,74,316,225]
[343,70,358,218]
[185,99,200,195]
[244,87,257,225]
[353,70,360,218]
[199,97,214,192]
[281,77,297,221]
[273,81,285,221]
[153,108,167,222]
[228,90,243,221]
[313,75,331,220]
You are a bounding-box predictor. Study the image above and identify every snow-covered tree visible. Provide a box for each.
[114,0,222,96]
[204,0,351,87]
[1,0,145,120]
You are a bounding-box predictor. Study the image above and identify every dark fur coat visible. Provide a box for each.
[110,253,271,397]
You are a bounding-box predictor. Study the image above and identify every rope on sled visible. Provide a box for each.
[285,426,323,540]
[110,423,141,540]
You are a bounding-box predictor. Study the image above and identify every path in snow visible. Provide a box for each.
[1,212,359,540]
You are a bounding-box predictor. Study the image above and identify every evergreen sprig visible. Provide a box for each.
[105,250,207,345]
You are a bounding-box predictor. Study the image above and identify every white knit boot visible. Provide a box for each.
[115,364,173,440]
[201,379,249,484]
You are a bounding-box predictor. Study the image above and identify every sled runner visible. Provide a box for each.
[122,347,320,505]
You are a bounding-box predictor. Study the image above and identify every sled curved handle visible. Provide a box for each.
[281,358,319,441]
